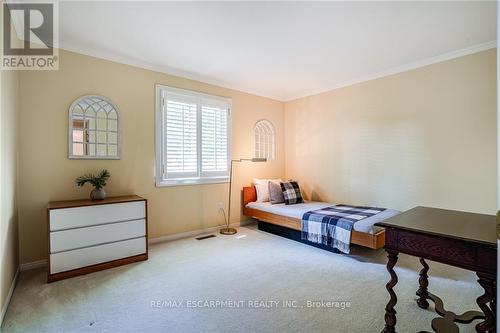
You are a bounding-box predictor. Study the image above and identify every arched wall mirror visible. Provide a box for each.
[254,119,276,161]
[68,95,120,159]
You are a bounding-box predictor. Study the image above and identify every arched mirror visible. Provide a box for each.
[254,119,275,160]
[68,95,120,159]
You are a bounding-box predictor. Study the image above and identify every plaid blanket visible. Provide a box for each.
[301,205,386,254]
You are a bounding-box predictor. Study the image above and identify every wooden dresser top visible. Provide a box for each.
[48,195,145,210]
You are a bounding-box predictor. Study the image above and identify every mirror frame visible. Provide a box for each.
[68,95,121,160]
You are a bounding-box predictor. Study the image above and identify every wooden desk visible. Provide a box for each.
[375,206,497,333]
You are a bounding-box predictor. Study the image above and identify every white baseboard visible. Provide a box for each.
[19,259,47,271]
[149,219,254,245]
[3,220,253,327]
[0,268,19,327]
[16,221,255,271]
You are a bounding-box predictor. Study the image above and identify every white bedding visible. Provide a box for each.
[246,201,400,234]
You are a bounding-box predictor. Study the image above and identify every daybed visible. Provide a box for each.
[242,186,400,250]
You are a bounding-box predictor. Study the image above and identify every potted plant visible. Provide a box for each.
[75,169,110,200]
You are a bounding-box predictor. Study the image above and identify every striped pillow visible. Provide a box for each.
[280,181,303,205]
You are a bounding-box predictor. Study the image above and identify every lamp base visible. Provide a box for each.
[220,227,237,235]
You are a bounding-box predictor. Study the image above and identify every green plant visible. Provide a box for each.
[75,169,110,189]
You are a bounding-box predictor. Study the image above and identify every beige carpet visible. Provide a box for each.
[1,224,483,332]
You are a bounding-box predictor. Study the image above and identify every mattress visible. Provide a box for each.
[246,201,400,234]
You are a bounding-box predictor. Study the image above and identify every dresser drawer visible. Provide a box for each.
[50,219,146,253]
[50,237,146,274]
[49,201,146,231]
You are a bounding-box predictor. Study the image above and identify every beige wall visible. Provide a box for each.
[18,50,285,264]
[0,69,20,316]
[1,2,20,318]
[285,49,497,215]
[15,48,498,264]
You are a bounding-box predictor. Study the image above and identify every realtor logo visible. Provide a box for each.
[2,2,59,70]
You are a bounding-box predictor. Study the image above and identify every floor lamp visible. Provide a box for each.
[220,157,267,235]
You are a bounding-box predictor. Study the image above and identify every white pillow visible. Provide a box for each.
[253,178,282,202]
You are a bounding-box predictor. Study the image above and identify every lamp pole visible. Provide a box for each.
[220,158,267,235]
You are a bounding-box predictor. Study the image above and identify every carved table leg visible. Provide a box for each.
[382,249,399,333]
[490,297,496,327]
[416,258,430,309]
[475,272,496,333]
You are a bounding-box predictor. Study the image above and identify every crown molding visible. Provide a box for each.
[57,41,285,102]
[59,40,497,103]
[284,40,497,102]
[5,4,284,101]
[7,5,283,100]
[9,1,495,103]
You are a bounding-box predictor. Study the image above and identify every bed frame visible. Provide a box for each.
[242,186,386,250]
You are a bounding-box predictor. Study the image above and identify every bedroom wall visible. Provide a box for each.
[0,68,20,319]
[284,49,497,214]
[17,50,284,264]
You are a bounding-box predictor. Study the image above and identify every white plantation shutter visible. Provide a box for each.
[201,98,229,177]
[156,85,231,186]
[163,91,198,179]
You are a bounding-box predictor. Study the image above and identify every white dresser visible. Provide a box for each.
[47,195,148,282]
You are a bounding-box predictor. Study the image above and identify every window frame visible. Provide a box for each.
[155,84,232,187]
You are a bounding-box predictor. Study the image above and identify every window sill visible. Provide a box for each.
[156,177,230,187]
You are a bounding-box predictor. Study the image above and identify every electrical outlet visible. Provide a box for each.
[217,202,225,210]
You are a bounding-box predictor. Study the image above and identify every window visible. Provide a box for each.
[155,85,231,186]
[254,119,275,160]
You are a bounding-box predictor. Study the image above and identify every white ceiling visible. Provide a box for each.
[39,2,500,100]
